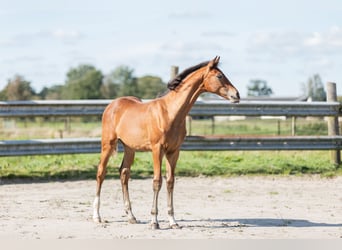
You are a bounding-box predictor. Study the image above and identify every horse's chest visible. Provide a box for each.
[160,126,186,147]
[148,115,186,148]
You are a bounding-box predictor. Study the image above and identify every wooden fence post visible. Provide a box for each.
[170,66,179,80]
[326,82,341,165]
[291,117,296,136]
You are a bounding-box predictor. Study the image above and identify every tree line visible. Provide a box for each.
[0,63,327,101]
[0,64,167,101]
[246,74,326,101]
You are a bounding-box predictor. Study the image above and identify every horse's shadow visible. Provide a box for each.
[177,218,342,229]
[104,217,342,230]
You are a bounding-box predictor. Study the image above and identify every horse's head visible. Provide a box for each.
[202,56,240,103]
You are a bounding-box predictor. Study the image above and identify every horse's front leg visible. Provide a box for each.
[165,150,181,229]
[150,147,164,229]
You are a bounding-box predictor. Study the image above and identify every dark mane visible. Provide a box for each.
[167,61,210,90]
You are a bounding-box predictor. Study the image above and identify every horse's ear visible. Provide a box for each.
[208,56,220,69]
[213,56,220,65]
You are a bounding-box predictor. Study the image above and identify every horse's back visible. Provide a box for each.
[102,96,150,139]
[110,96,142,107]
[103,96,142,115]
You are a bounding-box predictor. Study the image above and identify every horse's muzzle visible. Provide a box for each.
[229,91,240,103]
[230,98,240,103]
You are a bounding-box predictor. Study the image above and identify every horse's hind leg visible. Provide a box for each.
[119,146,137,224]
[165,150,181,229]
[93,140,115,223]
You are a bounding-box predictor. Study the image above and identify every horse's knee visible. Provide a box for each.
[153,178,162,192]
[120,166,129,175]
[96,166,107,181]
[167,181,174,192]
[166,176,175,191]
[120,167,130,183]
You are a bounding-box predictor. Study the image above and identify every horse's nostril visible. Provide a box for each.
[229,94,240,103]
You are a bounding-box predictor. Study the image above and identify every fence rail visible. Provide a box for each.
[1,136,342,157]
[1,98,341,163]
[1,100,341,117]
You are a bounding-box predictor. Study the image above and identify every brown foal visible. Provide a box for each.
[93,56,240,229]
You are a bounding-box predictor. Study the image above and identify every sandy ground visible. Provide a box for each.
[0,176,341,239]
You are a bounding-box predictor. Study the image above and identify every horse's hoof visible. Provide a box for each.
[93,217,102,223]
[150,222,160,230]
[170,223,181,229]
[128,217,138,224]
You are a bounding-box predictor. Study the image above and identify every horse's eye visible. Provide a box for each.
[217,74,223,79]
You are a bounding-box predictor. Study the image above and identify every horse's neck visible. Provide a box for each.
[163,77,203,121]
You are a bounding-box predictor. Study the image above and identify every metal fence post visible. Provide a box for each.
[326,82,341,165]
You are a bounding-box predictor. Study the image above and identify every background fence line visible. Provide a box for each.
[0,83,341,164]
[0,99,340,117]
[1,136,341,157]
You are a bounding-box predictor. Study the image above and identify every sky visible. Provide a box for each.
[1,0,341,97]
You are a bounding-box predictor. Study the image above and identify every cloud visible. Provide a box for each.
[2,55,44,64]
[246,26,342,61]
[168,11,212,19]
[51,29,84,42]
[201,31,236,37]
[66,50,97,66]
[0,38,17,46]
[304,32,323,46]
[304,26,342,47]
[247,31,304,56]
[0,29,83,47]
[161,40,224,52]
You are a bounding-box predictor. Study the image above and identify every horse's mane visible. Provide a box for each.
[167,61,210,90]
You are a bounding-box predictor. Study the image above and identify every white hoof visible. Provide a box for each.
[93,216,102,223]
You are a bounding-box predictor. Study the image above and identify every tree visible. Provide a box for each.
[302,74,326,101]
[137,75,166,99]
[0,89,6,100]
[39,85,64,100]
[63,64,103,99]
[1,75,36,100]
[101,65,138,98]
[107,65,138,97]
[100,72,122,99]
[247,79,273,97]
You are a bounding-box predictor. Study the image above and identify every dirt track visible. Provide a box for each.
[0,176,341,239]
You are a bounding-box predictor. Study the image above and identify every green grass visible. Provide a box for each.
[0,151,340,181]
[0,117,339,181]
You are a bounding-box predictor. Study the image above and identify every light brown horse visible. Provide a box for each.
[93,56,240,229]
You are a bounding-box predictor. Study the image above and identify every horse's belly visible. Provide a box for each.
[118,134,152,151]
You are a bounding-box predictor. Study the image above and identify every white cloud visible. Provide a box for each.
[0,29,83,47]
[0,38,16,46]
[168,11,212,19]
[51,29,83,41]
[201,31,236,37]
[248,31,304,56]
[326,26,342,46]
[247,26,342,61]
[304,27,342,48]
[304,32,323,46]
[161,40,224,52]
